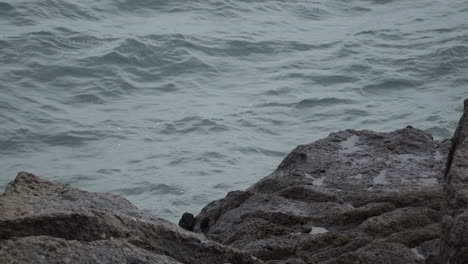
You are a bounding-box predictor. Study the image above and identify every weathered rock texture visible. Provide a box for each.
[186,125,454,263]
[440,99,468,264]
[0,172,259,264]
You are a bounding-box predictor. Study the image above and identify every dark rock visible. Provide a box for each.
[417,239,440,264]
[321,242,425,264]
[0,236,183,264]
[0,172,260,264]
[440,99,468,264]
[179,212,195,231]
[188,126,452,263]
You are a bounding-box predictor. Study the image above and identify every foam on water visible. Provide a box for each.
[0,0,467,222]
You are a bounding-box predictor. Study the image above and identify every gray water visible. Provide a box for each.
[1,0,467,222]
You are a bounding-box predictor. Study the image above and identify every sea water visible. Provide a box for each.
[0,0,467,222]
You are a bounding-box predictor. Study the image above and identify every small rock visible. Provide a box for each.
[179,212,195,231]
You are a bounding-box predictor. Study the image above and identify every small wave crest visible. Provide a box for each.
[159,116,229,135]
[0,2,14,12]
[114,182,184,196]
[259,98,354,109]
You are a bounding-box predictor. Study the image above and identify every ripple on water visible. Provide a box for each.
[0,2,14,12]
[159,116,230,135]
[114,182,185,196]
[259,98,354,109]
[294,98,354,109]
[43,131,103,147]
[361,79,423,95]
[235,146,287,157]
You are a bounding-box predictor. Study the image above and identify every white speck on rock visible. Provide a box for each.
[339,135,361,154]
[313,177,324,186]
[374,169,389,184]
[434,151,445,161]
[310,226,328,235]
[411,248,425,260]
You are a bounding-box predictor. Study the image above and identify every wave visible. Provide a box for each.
[259,98,354,109]
[0,2,14,12]
[1,0,467,222]
[159,116,230,135]
[114,182,185,196]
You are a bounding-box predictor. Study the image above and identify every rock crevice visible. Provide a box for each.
[440,99,468,264]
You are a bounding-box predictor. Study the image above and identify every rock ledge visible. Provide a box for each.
[0,172,259,264]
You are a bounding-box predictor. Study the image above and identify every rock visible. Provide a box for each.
[320,242,425,264]
[0,236,183,264]
[440,99,468,264]
[186,126,452,263]
[179,212,195,231]
[0,172,260,264]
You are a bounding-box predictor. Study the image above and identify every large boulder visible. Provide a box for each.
[440,99,468,264]
[184,125,452,263]
[0,172,260,264]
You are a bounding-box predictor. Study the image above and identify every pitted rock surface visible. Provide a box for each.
[186,126,452,264]
[0,172,260,264]
[440,99,468,264]
[0,236,183,264]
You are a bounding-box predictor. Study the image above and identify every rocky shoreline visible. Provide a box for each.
[1,100,467,264]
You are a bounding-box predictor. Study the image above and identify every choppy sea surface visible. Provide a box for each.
[1,0,467,222]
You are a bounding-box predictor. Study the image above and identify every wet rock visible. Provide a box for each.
[0,172,260,264]
[179,212,195,231]
[0,236,183,264]
[416,239,440,264]
[357,207,439,236]
[321,242,425,264]
[187,125,452,263]
[440,99,468,264]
